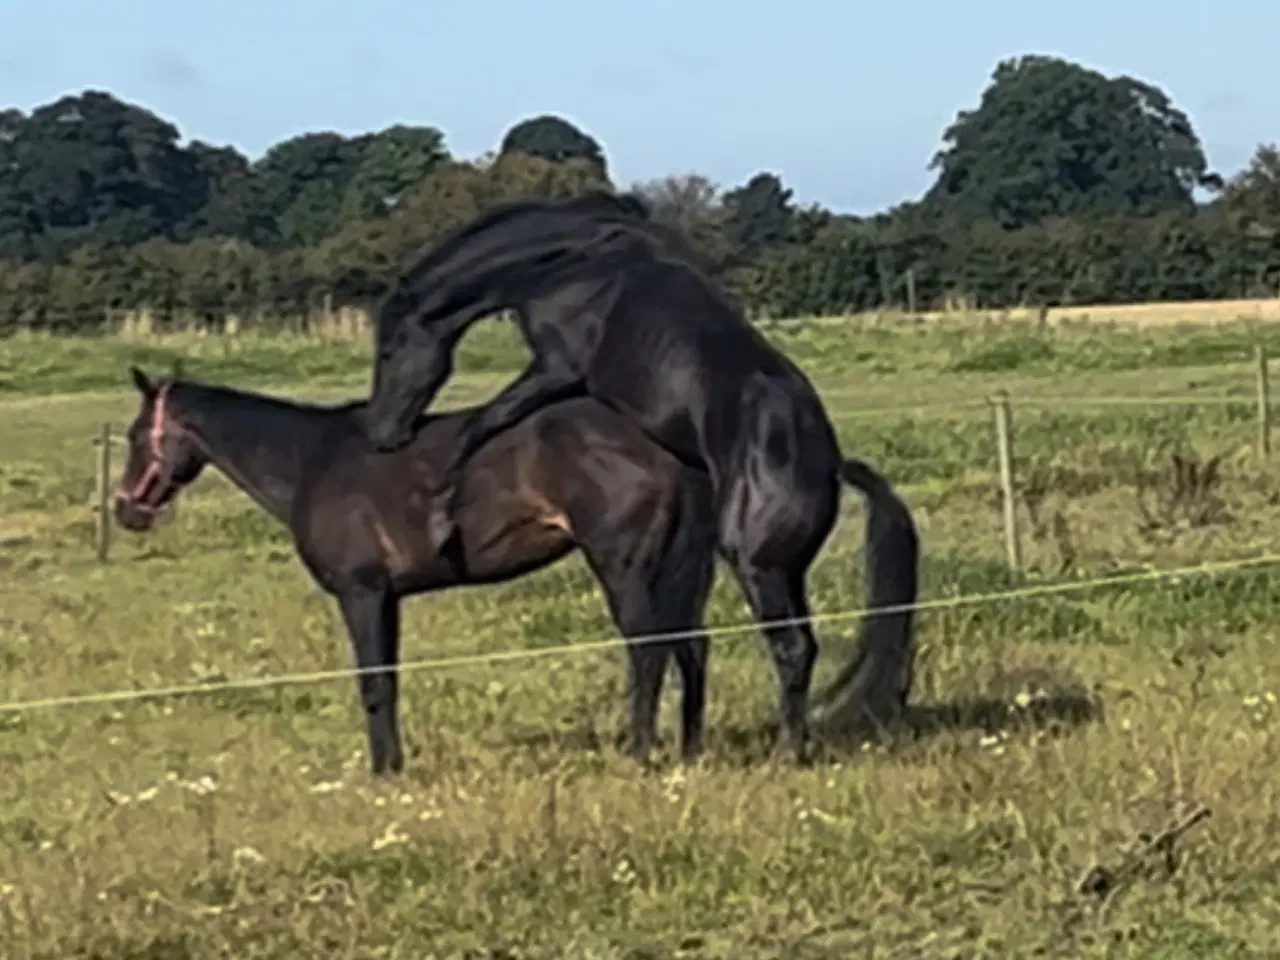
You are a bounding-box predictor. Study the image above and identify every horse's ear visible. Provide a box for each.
[130,366,156,398]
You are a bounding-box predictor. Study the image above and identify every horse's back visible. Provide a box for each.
[522,398,697,493]
[596,259,844,565]
[511,399,717,581]
[520,398,707,517]
[581,259,838,471]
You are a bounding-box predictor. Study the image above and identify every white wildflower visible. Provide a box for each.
[611,856,637,887]
[181,775,218,796]
[233,846,266,866]
[372,822,409,852]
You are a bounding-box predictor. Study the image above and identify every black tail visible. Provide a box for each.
[811,457,921,733]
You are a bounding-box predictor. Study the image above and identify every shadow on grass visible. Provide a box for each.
[710,686,1102,767]
[488,680,1103,768]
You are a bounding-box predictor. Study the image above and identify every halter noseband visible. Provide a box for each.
[121,383,175,512]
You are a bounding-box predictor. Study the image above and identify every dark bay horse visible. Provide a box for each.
[113,367,919,776]
[362,191,909,758]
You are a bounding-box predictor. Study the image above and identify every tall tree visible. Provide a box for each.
[251,131,366,248]
[924,55,1221,229]
[722,172,796,255]
[318,151,610,301]
[0,108,39,260]
[1221,144,1280,230]
[338,124,450,221]
[3,91,210,257]
[500,115,608,180]
[179,141,278,246]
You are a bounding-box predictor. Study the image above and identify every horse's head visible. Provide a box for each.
[113,366,208,532]
[366,290,463,453]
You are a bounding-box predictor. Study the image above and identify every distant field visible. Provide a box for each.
[2,315,1280,957]
[843,296,1280,328]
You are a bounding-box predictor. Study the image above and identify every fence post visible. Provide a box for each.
[1256,344,1271,459]
[94,423,112,562]
[990,390,1022,575]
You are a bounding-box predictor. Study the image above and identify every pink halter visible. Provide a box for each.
[122,383,173,508]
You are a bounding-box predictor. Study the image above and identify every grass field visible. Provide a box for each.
[4,316,1280,958]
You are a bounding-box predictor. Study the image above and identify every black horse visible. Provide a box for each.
[113,367,919,776]
[362,191,910,758]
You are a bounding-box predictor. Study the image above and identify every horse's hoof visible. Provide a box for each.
[624,745,660,774]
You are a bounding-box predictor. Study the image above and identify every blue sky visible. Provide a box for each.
[1,0,1275,214]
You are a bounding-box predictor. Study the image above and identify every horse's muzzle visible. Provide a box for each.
[365,411,415,453]
[113,495,158,532]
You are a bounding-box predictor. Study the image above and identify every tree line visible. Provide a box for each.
[3,53,1280,334]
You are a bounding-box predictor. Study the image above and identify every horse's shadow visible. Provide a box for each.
[814,687,1101,762]
[486,682,1103,768]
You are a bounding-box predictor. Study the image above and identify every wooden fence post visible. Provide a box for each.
[94,423,112,562]
[1256,344,1271,459]
[990,390,1022,575]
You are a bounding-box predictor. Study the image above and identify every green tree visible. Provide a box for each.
[0,108,40,261]
[924,55,1220,229]
[3,91,209,257]
[338,124,450,221]
[3,75,1279,333]
[319,151,610,301]
[631,173,735,272]
[180,141,278,246]
[500,115,608,180]
[722,172,796,255]
[251,131,365,248]
[1221,144,1280,229]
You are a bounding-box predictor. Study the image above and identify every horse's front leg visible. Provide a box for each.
[335,574,404,776]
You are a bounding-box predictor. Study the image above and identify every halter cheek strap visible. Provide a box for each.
[123,384,172,506]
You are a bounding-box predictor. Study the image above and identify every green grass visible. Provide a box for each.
[3,317,1280,957]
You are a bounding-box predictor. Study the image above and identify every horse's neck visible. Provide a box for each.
[439,221,644,310]
[183,388,334,525]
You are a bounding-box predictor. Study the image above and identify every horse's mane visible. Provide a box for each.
[377,189,715,324]
[405,191,648,273]
[558,191,716,274]
[561,190,653,221]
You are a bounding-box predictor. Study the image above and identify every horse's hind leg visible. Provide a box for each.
[718,466,837,763]
[611,587,712,764]
[586,504,716,765]
[623,640,672,764]
[335,575,404,776]
[671,637,710,761]
[731,564,818,761]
